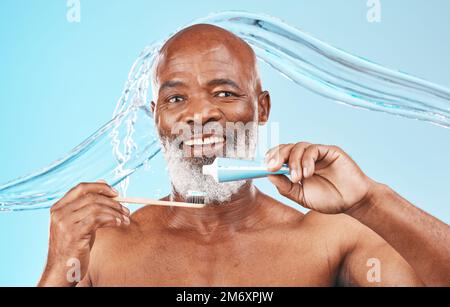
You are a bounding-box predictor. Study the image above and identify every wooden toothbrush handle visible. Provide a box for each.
[114,197,205,208]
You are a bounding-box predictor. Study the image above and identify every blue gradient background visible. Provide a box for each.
[0,0,449,286]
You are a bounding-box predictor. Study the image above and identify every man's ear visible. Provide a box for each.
[257,91,271,125]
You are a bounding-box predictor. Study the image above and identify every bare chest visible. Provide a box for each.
[93,231,339,286]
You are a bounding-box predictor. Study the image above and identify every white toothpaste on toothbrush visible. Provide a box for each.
[202,157,290,183]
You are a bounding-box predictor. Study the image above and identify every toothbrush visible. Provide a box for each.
[114,191,206,208]
[202,157,290,183]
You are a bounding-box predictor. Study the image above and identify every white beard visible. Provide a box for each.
[161,139,247,204]
[158,101,260,204]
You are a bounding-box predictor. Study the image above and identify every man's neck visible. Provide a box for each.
[162,181,267,238]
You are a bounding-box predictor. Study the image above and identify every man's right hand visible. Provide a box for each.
[38,181,130,287]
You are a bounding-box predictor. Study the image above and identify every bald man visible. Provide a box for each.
[38,24,450,287]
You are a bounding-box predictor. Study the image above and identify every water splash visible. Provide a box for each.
[1,11,449,211]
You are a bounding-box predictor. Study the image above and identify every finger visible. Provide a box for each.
[265,144,283,162]
[74,205,130,235]
[265,144,292,165]
[73,193,130,216]
[267,175,306,207]
[51,192,127,222]
[288,142,311,183]
[301,145,335,178]
[77,213,124,235]
[265,144,295,172]
[75,203,129,224]
[57,182,119,207]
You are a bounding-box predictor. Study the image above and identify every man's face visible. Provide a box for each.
[152,42,261,163]
[150,26,270,203]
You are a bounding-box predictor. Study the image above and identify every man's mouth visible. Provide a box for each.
[183,135,225,146]
[181,134,226,158]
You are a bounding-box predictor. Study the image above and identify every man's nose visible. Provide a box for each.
[184,98,222,126]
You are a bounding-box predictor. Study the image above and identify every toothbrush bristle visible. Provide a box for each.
[186,190,206,205]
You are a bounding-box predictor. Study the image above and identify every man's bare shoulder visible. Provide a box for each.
[303,210,365,233]
[93,194,365,244]
[92,192,369,256]
[259,192,360,229]
[260,193,364,247]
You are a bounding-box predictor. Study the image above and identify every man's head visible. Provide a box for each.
[150,24,271,203]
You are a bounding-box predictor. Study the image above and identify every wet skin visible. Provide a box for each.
[39,25,449,287]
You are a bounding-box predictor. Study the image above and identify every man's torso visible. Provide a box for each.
[84,196,356,286]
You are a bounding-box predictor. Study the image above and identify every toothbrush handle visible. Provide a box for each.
[114,197,205,208]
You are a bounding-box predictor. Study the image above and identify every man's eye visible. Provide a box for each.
[168,96,184,103]
[215,91,236,98]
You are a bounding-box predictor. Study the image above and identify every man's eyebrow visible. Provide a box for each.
[207,79,242,90]
[159,80,186,92]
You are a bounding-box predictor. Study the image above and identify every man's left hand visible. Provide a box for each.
[266,142,377,214]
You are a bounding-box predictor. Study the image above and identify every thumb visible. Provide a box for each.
[267,175,304,205]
